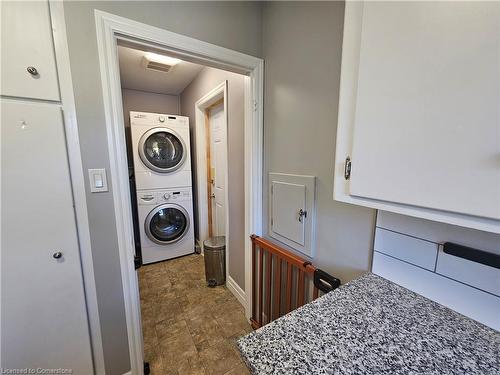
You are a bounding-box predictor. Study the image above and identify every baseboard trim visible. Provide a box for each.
[227,275,247,308]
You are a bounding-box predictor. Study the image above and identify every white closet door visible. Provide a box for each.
[350,2,500,220]
[1,100,93,373]
[209,103,227,236]
[1,1,60,101]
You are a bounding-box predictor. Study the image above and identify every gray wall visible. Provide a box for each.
[122,89,180,122]
[261,2,376,283]
[180,67,246,289]
[121,88,180,168]
[63,2,262,374]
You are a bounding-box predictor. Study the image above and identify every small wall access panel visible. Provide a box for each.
[269,173,316,257]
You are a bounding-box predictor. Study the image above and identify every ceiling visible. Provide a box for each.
[117,45,204,95]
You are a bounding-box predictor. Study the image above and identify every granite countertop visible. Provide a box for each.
[237,273,500,375]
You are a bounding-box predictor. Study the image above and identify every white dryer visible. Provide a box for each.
[137,188,194,264]
[131,111,192,190]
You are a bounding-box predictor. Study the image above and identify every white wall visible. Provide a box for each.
[262,2,376,283]
[180,67,246,289]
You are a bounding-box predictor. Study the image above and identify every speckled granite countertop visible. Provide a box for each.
[237,273,500,375]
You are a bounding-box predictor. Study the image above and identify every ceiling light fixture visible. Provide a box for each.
[144,52,181,66]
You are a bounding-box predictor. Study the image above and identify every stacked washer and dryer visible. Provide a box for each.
[130,111,195,264]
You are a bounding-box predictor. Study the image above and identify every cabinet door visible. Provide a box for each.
[269,173,316,257]
[272,182,306,245]
[1,100,93,373]
[349,2,500,220]
[1,1,60,101]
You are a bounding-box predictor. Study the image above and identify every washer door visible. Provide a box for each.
[138,127,186,173]
[145,203,190,245]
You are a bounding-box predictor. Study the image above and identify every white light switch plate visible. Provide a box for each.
[88,168,108,193]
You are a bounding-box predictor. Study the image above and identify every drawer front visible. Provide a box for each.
[1,1,60,101]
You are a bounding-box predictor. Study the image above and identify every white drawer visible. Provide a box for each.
[374,227,438,270]
[1,1,60,101]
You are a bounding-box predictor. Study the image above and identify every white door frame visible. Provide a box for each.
[95,10,263,375]
[194,84,228,257]
[193,82,246,306]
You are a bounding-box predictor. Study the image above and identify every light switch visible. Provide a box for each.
[88,168,108,193]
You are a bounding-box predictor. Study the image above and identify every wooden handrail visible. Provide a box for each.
[251,235,316,273]
[250,235,320,329]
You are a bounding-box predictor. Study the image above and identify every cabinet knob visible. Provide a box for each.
[53,251,63,259]
[27,66,38,76]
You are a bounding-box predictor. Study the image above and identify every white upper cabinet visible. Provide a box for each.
[335,2,500,233]
[1,1,60,101]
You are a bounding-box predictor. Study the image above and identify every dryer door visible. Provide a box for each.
[145,203,190,244]
[138,127,186,173]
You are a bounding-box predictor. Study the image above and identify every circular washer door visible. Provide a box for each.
[138,127,187,173]
[145,203,190,245]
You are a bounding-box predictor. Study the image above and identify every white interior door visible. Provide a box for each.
[1,100,94,373]
[208,102,227,236]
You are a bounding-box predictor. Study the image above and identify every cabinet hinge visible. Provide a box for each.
[253,100,258,112]
[344,156,351,180]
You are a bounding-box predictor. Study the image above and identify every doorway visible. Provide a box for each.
[95,10,263,375]
[193,81,229,250]
[207,100,226,238]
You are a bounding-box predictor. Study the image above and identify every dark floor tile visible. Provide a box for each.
[159,330,198,370]
[198,341,243,375]
[139,254,252,374]
[223,363,251,375]
[156,318,189,341]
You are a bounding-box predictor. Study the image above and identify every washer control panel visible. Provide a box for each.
[137,188,191,205]
[160,189,191,202]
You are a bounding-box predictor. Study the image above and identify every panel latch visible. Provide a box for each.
[298,208,307,222]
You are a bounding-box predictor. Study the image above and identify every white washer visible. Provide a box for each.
[131,111,192,190]
[137,188,195,264]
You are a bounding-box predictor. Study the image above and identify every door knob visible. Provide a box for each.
[53,251,63,259]
[27,66,39,76]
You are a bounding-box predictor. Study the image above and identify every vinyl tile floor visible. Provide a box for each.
[138,254,253,375]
